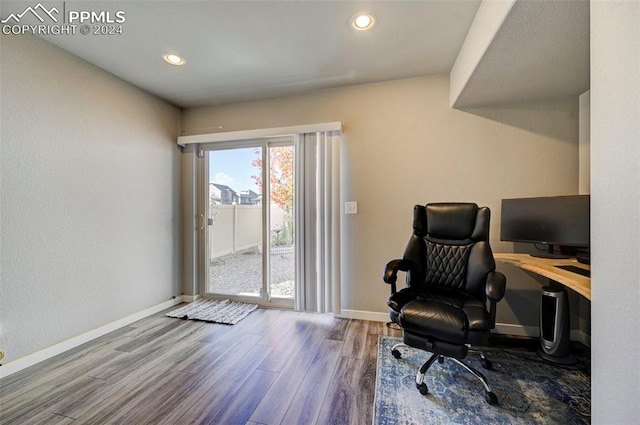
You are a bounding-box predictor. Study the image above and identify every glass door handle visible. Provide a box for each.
[199,214,205,231]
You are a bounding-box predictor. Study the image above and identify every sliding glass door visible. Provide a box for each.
[202,138,294,307]
[267,144,295,299]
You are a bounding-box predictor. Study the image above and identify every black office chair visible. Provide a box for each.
[384,203,506,405]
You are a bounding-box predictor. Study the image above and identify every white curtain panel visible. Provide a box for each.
[294,131,341,314]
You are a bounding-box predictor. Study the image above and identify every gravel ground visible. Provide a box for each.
[209,247,295,298]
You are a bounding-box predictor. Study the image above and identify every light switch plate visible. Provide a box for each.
[345,201,358,215]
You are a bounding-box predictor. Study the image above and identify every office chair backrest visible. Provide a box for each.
[403,203,496,299]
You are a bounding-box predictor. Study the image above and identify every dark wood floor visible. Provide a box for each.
[0,307,403,425]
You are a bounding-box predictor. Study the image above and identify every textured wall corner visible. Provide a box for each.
[0,34,182,363]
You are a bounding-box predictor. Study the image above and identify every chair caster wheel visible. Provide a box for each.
[437,356,444,364]
[416,382,429,395]
[485,391,498,405]
[481,358,493,370]
[391,349,402,359]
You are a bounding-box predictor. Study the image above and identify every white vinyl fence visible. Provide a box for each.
[209,204,287,260]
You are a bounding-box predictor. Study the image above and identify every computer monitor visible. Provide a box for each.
[500,195,590,260]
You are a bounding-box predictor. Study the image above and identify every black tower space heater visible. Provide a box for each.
[538,285,575,364]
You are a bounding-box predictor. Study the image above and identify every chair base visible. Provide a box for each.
[391,343,499,405]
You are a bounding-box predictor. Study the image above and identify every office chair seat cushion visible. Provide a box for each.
[462,299,491,331]
[387,288,418,314]
[419,293,491,332]
[400,296,491,345]
[400,299,467,345]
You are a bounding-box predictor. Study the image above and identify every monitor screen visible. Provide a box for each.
[500,195,590,248]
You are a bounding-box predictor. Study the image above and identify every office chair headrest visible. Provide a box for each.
[413,205,428,237]
[426,203,479,240]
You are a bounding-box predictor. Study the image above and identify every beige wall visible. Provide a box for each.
[183,75,580,331]
[591,1,640,422]
[0,35,182,363]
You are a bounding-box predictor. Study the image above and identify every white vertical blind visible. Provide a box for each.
[294,131,341,314]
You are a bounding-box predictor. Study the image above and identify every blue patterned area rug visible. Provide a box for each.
[374,336,590,425]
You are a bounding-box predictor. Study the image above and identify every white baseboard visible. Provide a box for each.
[494,323,591,347]
[338,311,542,335]
[0,297,182,379]
[571,330,591,347]
[336,311,591,347]
[181,294,201,303]
[335,309,389,322]
[494,323,540,338]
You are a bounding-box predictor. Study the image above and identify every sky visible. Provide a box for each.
[208,147,262,194]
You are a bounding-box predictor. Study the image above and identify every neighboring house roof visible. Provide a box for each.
[240,189,258,197]
[210,183,237,194]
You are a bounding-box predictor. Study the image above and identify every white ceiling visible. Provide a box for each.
[37,0,482,108]
[31,0,589,109]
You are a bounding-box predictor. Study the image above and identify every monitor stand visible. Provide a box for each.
[530,253,570,259]
[576,249,590,264]
[530,245,570,260]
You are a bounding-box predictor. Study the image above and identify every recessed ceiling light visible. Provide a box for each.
[351,13,375,31]
[163,53,186,66]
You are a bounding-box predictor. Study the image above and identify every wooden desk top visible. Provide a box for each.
[494,253,591,301]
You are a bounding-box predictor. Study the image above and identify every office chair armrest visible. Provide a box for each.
[485,271,506,302]
[383,259,413,294]
[485,271,506,328]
